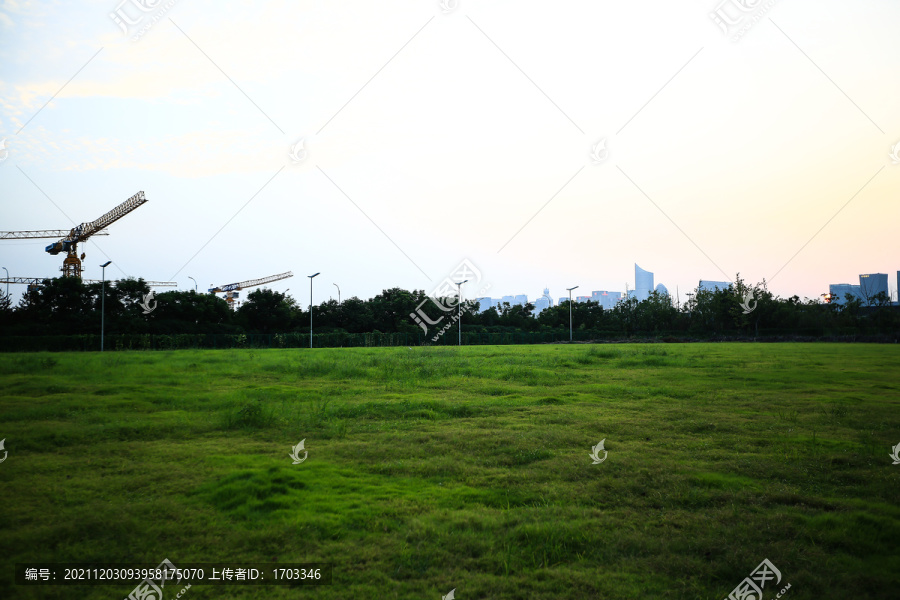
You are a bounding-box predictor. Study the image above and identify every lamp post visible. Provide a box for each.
[308,272,320,348]
[456,279,468,346]
[333,283,340,305]
[566,285,579,342]
[1,266,8,300]
[100,261,112,352]
[188,276,197,292]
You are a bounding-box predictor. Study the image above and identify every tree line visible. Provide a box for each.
[0,274,897,339]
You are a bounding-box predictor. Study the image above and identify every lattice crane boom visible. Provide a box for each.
[0,277,176,287]
[208,271,294,293]
[208,271,293,309]
[73,191,147,241]
[0,229,109,240]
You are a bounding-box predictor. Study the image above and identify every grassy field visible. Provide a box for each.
[1,343,898,599]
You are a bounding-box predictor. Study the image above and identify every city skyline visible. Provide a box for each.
[474,266,900,313]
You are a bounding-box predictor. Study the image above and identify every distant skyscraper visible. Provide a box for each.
[531,288,552,315]
[475,297,493,312]
[576,295,591,303]
[634,264,654,301]
[859,273,888,303]
[514,294,528,306]
[698,280,731,292]
[591,290,621,310]
[829,283,861,305]
[501,295,515,306]
[655,283,669,296]
[532,296,551,314]
[559,297,569,306]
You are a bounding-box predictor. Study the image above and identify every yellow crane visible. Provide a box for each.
[0,191,148,278]
[208,271,293,309]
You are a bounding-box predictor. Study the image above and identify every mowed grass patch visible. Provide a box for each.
[0,343,898,599]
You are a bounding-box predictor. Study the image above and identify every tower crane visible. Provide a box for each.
[0,191,148,278]
[208,271,293,309]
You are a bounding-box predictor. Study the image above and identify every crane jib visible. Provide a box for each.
[42,191,147,254]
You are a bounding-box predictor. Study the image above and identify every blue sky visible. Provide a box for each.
[1,0,899,306]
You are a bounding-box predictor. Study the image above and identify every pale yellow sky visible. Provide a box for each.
[1,0,898,303]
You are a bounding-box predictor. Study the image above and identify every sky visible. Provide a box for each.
[1,0,899,308]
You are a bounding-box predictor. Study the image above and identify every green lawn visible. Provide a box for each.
[1,343,898,599]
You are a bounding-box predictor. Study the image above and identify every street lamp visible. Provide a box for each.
[333,283,340,304]
[566,285,579,342]
[100,261,112,352]
[1,266,8,300]
[188,276,197,292]
[308,272,320,348]
[456,279,468,346]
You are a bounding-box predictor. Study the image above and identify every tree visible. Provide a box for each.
[150,290,235,333]
[237,288,297,333]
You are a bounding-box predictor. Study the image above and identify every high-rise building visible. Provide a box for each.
[514,294,528,306]
[531,288,553,315]
[532,296,551,314]
[501,295,515,306]
[698,280,731,292]
[559,297,570,306]
[655,283,669,296]
[576,295,591,303]
[591,290,622,310]
[859,273,888,303]
[475,297,493,312]
[634,264,654,301]
[829,283,861,305]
